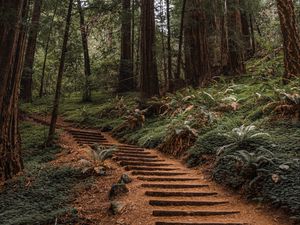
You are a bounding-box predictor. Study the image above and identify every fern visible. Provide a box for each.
[217,125,271,155]
[89,144,117,163]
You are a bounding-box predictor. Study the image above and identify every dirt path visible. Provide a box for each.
[66,128,291,225]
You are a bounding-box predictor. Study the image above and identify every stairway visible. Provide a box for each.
[69,129,249,225]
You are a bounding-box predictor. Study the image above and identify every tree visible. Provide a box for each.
[77,0,92,101]
[47,0,73,145]
[0,0,29,182]
[276,0,300,82]
[226,0,246,75]
[166,0,173,91]
[140,0,159,99]
[175,0,186,84]
[184,0,211,87]
[20,0,43,102]
[39,0,59,97]
[118,0,135,92]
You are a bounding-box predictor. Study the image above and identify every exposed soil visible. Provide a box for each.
[25,115,293,225]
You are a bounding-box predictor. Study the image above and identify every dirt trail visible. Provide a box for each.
[24,115,291,225]
[67,128,291,225]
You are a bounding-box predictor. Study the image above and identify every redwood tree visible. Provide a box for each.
[77,0,92,101]
[226,0,246,75]
[276,0,300,82]
[20,0,43,102]
[118,0,135,92]
[184,0,211,87]
[0,0,29,182]
[47,0,73,144]
[140,0,159,98]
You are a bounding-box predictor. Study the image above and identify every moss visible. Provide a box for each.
[0,122,88,225]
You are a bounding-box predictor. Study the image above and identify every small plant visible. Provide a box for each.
[158,120,198,157]
[264,88,300,121]
[88,144,117,165]
[217,125,271,155]
[223,147,275,187]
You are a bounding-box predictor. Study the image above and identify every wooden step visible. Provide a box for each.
[142,184,208,189]
[116,150,150,155]
[74,137,107,142]
[69,131,102,136]
[149,200,229,207]
[71,133,105,138]
[155,222,247,225]
[145,192,218,197]
[138,177,198,182]
[117,147,146,151]
[114,153,158,159]
[120,161,172,167]
[133,172,187,176]
[152,210,240,217]
[114,157,165,163]
[126,167,178,171]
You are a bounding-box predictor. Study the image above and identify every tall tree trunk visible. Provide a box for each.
[77,0,92,101]
[276,0,300,82]
[0,0,29,182]
[240,11,251,58]
[161,30,168,89]
[226,0,246,75]
[166,0,173,91]
[175,0,186,82]
[184,0,211,87]
[132,0,136,84]
[47,0,73,145]
[39,0,59,97]
[20,0,42,102]
[118,0,134,92]
[249,14,256,56]
[140,0,159,99]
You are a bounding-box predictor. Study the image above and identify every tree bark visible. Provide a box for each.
[276,0,300,82]
[77,0,92,101]
[175,0,186,82]
[20,0,42,102]
[249,13,256,56]
[166,0,173,91]
[118,0,135,92]
[47,0,73,145]
[184,0,211,87]
[39,0,59,97]
[0,0,29,182]
[226,0,246,75]
[140,0,159,99]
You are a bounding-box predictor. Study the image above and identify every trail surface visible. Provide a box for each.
[26,115,290,225]
[69,128,289,225]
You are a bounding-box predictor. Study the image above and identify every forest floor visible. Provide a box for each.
[13,53,300,224]
[0,115,293,225]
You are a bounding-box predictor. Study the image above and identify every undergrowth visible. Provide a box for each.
[0,122,87,225]
[20,52,300,221]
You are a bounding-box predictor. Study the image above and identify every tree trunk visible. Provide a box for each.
[166,0,173,91]
[175,0,186,82]
[77,0,92,101]
[249,13,256,56]
[240,11,251,58]
[0,0,29,182]
[47,0,73,145]
[226,0,246,75]
[140,0,159,99]
[276,0,300,82]
[184,0,211,87]
[39,0,59,97]
[118,0,134,92]
[20,0,42,102]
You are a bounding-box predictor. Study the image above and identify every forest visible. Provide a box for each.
[0,0,300,224]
